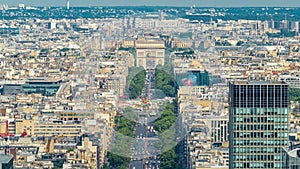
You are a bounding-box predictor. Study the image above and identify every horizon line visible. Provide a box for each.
[5,5,300,8]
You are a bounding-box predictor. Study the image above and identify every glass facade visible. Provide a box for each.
[22,79,62,96]
[23,84,60,96]
[176,70,210,86]
[229,82,289,169]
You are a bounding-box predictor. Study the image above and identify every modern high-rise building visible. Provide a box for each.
[176,70,210,86]
[229,81,290,169]
[67,0,70,10]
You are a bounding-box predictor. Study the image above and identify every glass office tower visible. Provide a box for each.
[229,81,289,169]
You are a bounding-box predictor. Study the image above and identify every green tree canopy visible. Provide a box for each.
[127,67,146,99]
[290,88,300,102]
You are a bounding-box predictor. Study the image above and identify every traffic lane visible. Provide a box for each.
[145,160,160,169]
[136,126,147,138]
[130,160,143,169]
[132,139,145,159]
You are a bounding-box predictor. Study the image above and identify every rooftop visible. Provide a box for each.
[26,78,62,83]
[0,154,13,164]
[230,81,287,85]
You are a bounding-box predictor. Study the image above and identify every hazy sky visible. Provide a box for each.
[2,0,300,7]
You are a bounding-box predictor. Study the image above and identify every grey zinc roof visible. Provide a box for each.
[0,154,13,164]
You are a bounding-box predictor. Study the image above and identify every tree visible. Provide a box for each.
[159,146,182,169]
[123,107,138,122]
[236,40,244,46]
[107,152,131,169]
[163,85,175,98]
[155,69,177,97]
[115,116,136,137]
[215,41,222,46]
[102,164,109,169]
[53,160,65,169]
[154,103,176,133]
[127,67,146,99]
[290,88,300,102]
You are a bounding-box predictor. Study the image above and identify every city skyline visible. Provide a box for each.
[0,3,300,169]
[3,0,300,7]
